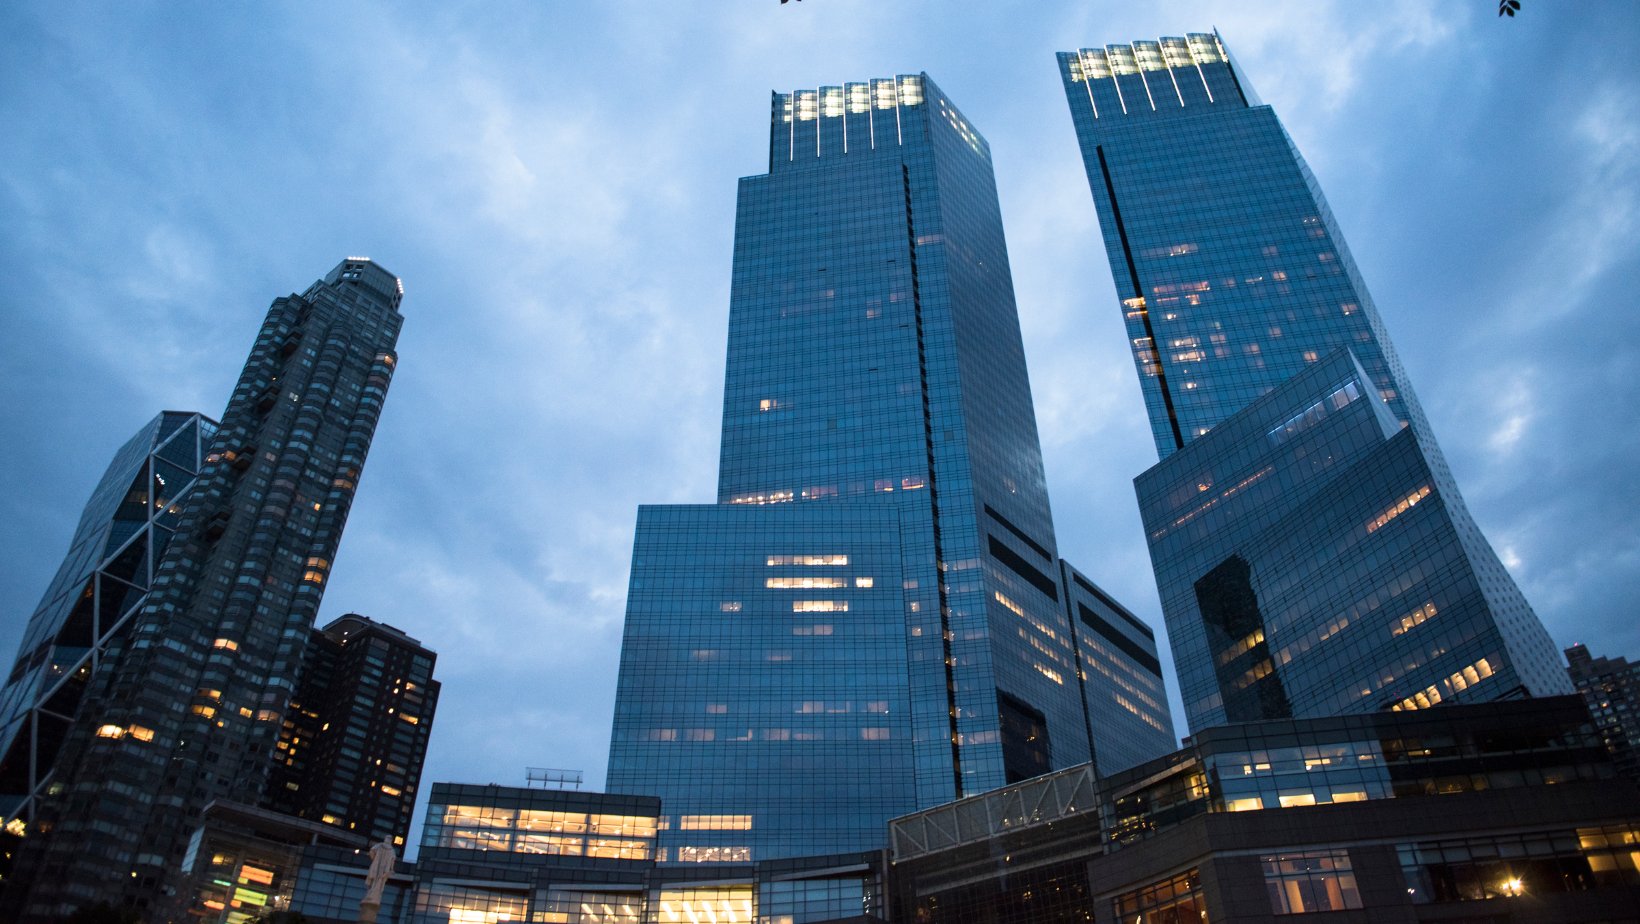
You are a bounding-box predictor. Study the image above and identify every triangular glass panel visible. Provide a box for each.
[151,525,175,562]
[30,711,72,781]
[41,660,90,716]
[0,718,33,796]
[155,420,199,472]
[155,484,192,531]
[57,581,95,645]
[53,584,96,648]
[100,530,149,586]
[157,412,189,442]
[114,463,151,523]
[104,520,144,559]
[44,647,89,684]
[152,458,191,511]
[98,575,146,631]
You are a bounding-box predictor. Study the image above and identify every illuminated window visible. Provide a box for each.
[400,713,419,724]
[1226,797,1264,812]
[1366,485,1432,534]
[239,866,275,886]
[191,705,216,718]
[766,555,847,567]
[855,577,873,587]
[1263,850,1362,913]
[306,557,329,569]
[303,571,325,583]
[127,725,154,742]
[679,815,753,830]
[1392,603,1437,637]
[720,602,742,612]
[1114,869,1204,923]
[213,638,239,651]
[96,725,125,739]
[1268,380,1361,444]
[765,577,846,589]
[794,601,847,612]
[381,785,402,796]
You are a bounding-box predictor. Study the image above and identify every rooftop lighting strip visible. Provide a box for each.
[1105,47,1129,115]
[1131,45,1159,111]
[1191,44,1215,103]
[1077,50,1101,119]
[1158,40,1188,108]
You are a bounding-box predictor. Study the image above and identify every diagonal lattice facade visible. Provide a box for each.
[3,258,404,921]
[0,411,217,826]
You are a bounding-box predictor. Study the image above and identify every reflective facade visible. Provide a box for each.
[607,74,1173,864]
[887,696,1640,923]
[1057,33,1571,733]
[5,258,404,920]
[0,411,217,826]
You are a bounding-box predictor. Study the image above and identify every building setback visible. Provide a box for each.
[605,73,1174,865]
[266,614,439,849]
[1055,33,1572,734]
[3,258,404,921]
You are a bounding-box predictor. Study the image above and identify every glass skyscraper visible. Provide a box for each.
[3,258,404,920]
[1056,34,1572,733]
[607,74,1174,865]
[0,411,217,823]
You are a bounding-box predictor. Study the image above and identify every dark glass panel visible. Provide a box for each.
[0,718,33,795]
[97,575,146,628]
[155,485,190,531]
[152,458,191,510]
[113,464,151,522]
[100,531,149,586]
[154,420,199,472]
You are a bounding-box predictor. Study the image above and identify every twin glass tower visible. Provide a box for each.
[606,74,1173,863]
[609,32,1571,866]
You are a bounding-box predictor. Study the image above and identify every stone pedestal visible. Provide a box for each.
[358,900,381,924]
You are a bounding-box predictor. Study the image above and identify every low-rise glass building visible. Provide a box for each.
[888,695,1640,922]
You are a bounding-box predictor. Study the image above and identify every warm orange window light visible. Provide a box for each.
[239,866,275,886]
[213,638,238,651]
[96,725,124,739]
[127,725,154,742]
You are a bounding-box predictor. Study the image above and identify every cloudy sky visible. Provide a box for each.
[2,1,1636,854]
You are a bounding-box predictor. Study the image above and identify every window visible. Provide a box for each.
[766,577,846,589]
[1113,869,1205,923]
[794,601,847,612]
[766,555,848,566]
[1263,849,1362,913]
[679,815,752,830]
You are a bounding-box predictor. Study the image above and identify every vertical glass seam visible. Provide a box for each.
[1095,145,1184,450]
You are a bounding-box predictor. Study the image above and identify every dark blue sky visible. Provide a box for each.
[3,1,1636,854]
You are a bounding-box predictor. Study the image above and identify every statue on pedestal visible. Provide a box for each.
[358,837,396,924]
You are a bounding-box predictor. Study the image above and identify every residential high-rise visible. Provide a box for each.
[1566,643,1640,784]
[4,258,404,920]
[606,74,1174,865]
[1056,34,1572,733]
[266,614,439,849]
[0,411,217,825]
